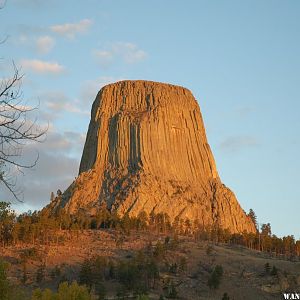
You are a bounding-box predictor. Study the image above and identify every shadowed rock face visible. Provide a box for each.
[52,80,256,233]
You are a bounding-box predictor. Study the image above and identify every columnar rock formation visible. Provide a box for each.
[50,80,256,233]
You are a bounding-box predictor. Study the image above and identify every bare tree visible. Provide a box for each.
[1,3,47,200]
[0,64,47,200]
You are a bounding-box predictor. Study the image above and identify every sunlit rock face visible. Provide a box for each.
[51,80,256,233]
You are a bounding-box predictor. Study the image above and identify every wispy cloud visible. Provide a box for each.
[93,42,147,67]
[13,34,55,54]
[36,36,55,54]
[40,90,89,116]
[1,128,85,209]
[219,136,259,153]
[113,42,147,63]
[93,50,113,67]
[50,19,92,39]
[20,59,65,74]
[80,76,123,104]
[47,101,89,115]
[12,0,57,9]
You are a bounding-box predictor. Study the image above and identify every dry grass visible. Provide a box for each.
[1,230,300,299]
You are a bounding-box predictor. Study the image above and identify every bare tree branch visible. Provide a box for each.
[0,1,47,201]
[0,63,47,201]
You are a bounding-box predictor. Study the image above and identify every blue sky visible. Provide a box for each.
[0,0,299,238]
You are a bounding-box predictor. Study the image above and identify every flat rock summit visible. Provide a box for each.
[49,80,256,233]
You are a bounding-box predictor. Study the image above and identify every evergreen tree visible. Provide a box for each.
[32,281,92,300]
[79,259,93,288]
[0,260,9,300]
[222,293,230,300]
[247,209,258,230]
[270,265,278,276]
[208,265,223,289]
[264,263,271,275]
[36,264,45,283]
[95,282,106,300]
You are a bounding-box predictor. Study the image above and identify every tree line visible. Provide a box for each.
[0,201,299,259]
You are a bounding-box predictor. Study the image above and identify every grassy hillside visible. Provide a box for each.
[1,229,300,299]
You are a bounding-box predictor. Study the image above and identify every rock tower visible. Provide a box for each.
[50,80,256,233]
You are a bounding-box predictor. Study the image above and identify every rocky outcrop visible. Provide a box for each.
[50,80,256,233]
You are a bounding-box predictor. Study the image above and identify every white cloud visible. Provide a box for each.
[219,136,259,153]
[36,36,55,54]
[93,42,147,66]
[13,34,55,54]
[112,42,147,64]
[21,59,65,74]
[39,90,89,116]
[47,101,89,115]
[50,19,92,39]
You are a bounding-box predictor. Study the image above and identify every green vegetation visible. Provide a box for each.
[0,259,26,300]
[207,265,223,289]
[270,265,278,276]
[264,262,271,274]
[32,281,91,300]
[36,264,46,284]
[78,251,159,298]
[0,203,299,299]
[264,263,278,276]
[0,260,9,300]
[222,292,230,300]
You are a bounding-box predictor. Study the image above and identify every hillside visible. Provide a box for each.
[1,229,300,299]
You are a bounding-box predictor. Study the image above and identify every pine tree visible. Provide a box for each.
[247,209,258,230]
[264,263,271,275]
[79,259,93,288]
[270,265,278,276]
[208,265,223,289]
[222,293,230,300]
[36,264,45,283]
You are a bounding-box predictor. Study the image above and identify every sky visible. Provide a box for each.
[0,0,299,238]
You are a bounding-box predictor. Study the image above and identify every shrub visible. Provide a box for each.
[0,260,9,300]
[36,264,46,283]
[31,281,91,300]
[264,263,271,275]
[178,257,187,272]
[79,259,93,288]
[95,282,106,300]
[50,265,61,279]
[270,265,278,276]
[222,292,230,300]
[154,241,165,259]
[206,245,213,256]
[169,263,178,274]
[207,265,223,289]
[137,295,150,300]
